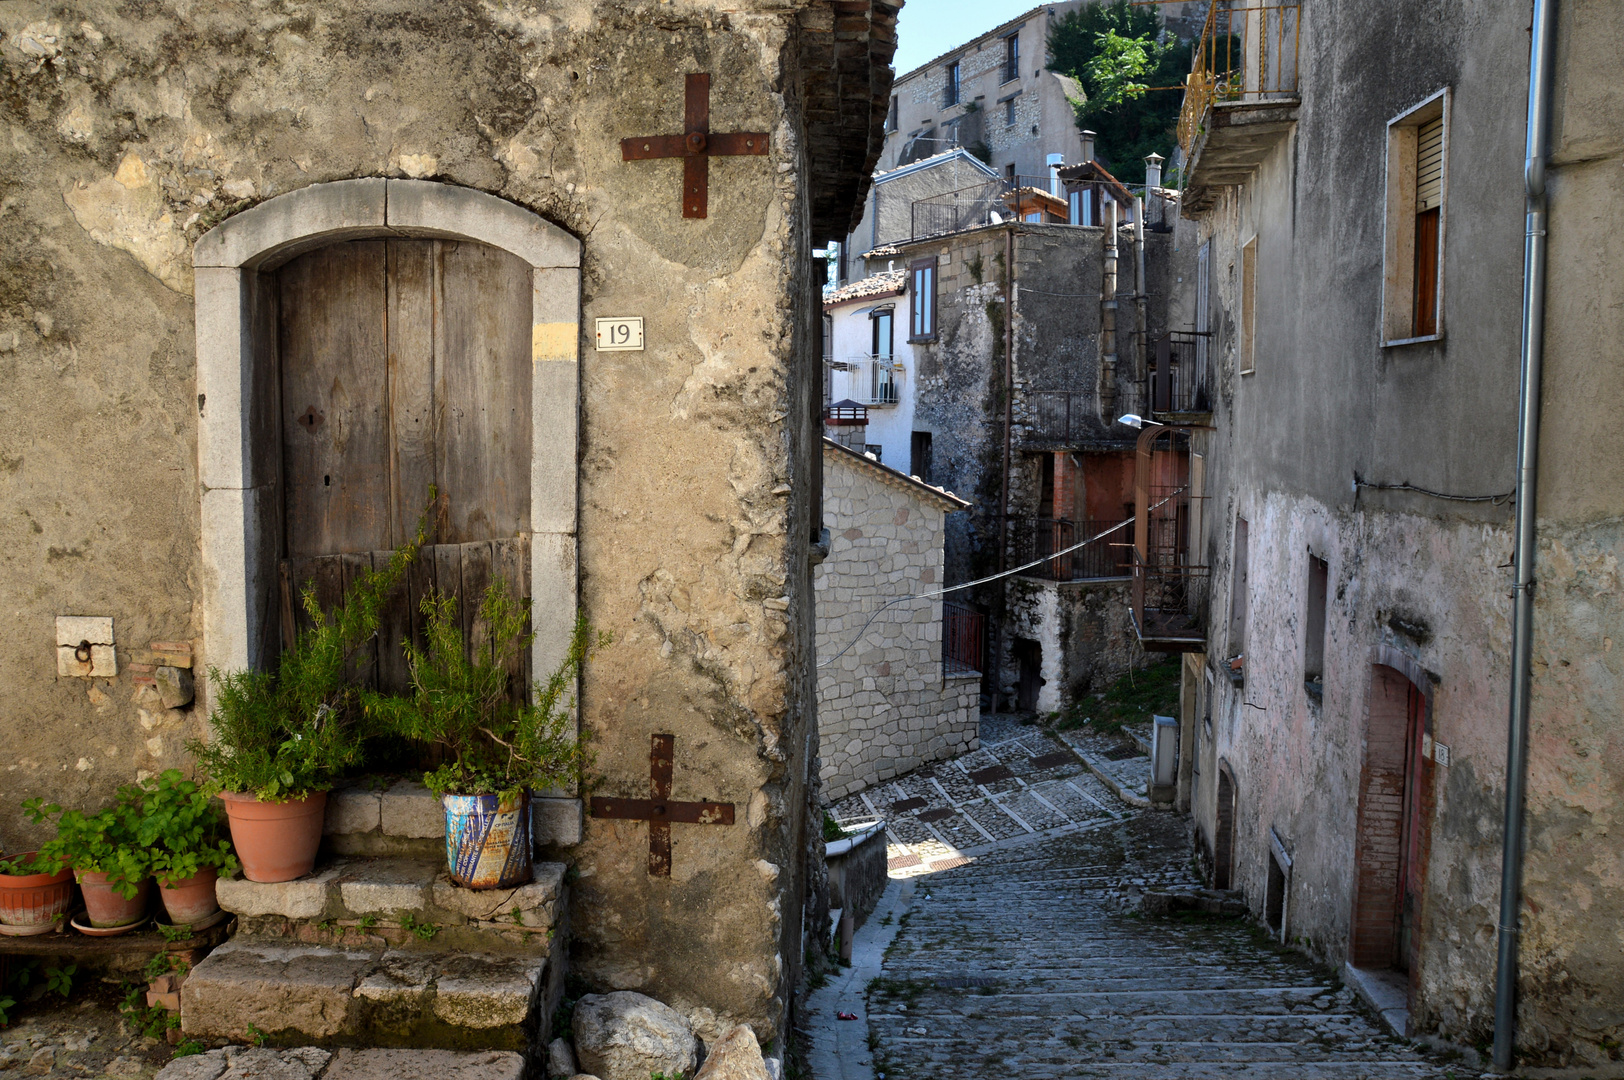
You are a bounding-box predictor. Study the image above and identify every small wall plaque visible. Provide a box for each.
[595,317,644,352]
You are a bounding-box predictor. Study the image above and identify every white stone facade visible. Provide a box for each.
[816,441,978,801]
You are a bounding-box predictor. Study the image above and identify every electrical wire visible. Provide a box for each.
[1353,474,1513,505]
[819,487,1186,669]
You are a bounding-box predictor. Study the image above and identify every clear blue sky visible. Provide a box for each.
[892,0,1041,76]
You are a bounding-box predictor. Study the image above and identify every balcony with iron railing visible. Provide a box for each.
[909,178,1137,242]
[1128,426,1209,652]
[1008,518,1134,582]
[1147,331,1214,420]
[826,354,901,406]
[1178,2,1302,213]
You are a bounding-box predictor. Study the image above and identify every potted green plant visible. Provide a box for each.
[191,528,422,883]
[26,797,151,928]
[0,850,74,936]
[127,770,240,925]
[366,585,598,890]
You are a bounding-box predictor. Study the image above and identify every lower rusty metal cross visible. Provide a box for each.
[590,734,735,876]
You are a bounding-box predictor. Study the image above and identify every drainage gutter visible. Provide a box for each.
[1492,0,1557,1068]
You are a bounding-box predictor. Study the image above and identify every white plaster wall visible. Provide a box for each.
[827,296,917,471]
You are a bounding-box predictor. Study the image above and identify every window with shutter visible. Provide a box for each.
[909,257,937,342]
[1381,91,1448,344]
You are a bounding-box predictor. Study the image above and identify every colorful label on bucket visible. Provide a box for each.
[444,793,532,889]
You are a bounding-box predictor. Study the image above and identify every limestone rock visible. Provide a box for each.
[694,1026,769,1080]
[322,1049,524,1080]
[218,1047,329,1080]
[23,1049,53,1076]
[572,992,698,1080]
[546,1038,577,1079]
[154,1050,228,1080]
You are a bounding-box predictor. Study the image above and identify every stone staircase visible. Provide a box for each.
[181,781,579,1058]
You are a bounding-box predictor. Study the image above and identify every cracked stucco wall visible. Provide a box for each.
[0,0,834,1042]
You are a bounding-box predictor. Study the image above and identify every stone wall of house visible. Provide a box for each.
[1176,0,1624,1065]
[815,445,978,801]
[1003,575,1146,715]
[0,0,892,1047]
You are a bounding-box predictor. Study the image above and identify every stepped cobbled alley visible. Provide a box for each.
[824,719,1466,1080]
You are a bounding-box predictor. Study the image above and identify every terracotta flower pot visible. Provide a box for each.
[444,791,531,890]
[0,852,74,931]
[77,870,152,929]
[158,867,220,926]
[220,790,326,883]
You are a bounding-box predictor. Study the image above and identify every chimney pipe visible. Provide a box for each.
[1081,130,1097,163]
[1144,152,1165,226]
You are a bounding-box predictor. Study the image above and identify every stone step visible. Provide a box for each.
[323,779,582,859]
[179,939,561,1051]
[160,1047,526,1080]
[218,857,566,954]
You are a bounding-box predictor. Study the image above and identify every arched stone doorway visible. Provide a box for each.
[193,180,581,685]
[1214,760,1237,890]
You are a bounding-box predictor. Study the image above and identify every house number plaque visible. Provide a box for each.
[595,317,644,352]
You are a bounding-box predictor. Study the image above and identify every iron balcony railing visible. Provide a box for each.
[828,354,901,406]
[909,178,1138,241]
[944,602,985,676]
[1009,518,1134,581]
[1148,331,1214,416]
[1178,3,1302,156]
[1128,426,1210,651]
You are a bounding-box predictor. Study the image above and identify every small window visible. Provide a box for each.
[1003,32,1020,83]
[1004,162,1016,184]
[910,432,933,483]
[1304,554,1328,699]
[1068,189,1081,225]
[1005,96,1017,126]
[864,443,883,461]
[886,95,899,133]
[1239,237,1258,375]
[1228,517,1249,660]
[1382,92,1448,344]
[944,62,961,107]
[909,258,938,341]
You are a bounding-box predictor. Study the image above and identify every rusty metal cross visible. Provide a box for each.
[590,734,735,876]
[621,73,768,219]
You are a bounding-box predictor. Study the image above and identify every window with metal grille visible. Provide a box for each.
[1381,91,1448,344]
[944,62,961,107]
[1003,32,1020,83]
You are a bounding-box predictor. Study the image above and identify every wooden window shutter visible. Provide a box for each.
[1415,116,1444,212]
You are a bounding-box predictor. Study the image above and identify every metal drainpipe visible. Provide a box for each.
[996,224,1016,710]
[1101,199,1119,416]
[1134,195,1149,389]
[1493,0,1557,1069]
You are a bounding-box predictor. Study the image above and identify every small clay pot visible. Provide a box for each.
[158,867,220,926]
[77,870,152,929]
[0,852,74,930]
[220,790,327,883]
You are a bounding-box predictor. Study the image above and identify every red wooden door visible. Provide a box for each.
[274,239,533,691]
[1397,682,1431,973]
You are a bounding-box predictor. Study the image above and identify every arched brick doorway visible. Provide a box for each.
[1350,664,1433,976]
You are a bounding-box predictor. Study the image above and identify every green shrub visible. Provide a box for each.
[190,513,426,800]
[25,796,149,898]
[365,584,602,801]
[126,769,240,886]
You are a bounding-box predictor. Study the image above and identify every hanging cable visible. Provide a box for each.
[819,487,1186,669]
[1353,473,1513,505]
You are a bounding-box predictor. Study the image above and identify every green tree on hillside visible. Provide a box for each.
[1048,1,1193,184]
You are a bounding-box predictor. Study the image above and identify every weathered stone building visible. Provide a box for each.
[814,439,976,800]
[0,0,896,1053]
[1170,0,1624,1065]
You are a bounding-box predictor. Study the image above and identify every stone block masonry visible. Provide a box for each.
[816,443,978,801]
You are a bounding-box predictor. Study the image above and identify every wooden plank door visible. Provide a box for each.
[1397,682,1432,975]
[275,239,533,693]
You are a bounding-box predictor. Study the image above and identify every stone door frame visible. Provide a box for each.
[193,178,581,686]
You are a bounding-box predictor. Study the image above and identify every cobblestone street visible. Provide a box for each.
[825,720,1466,1080]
